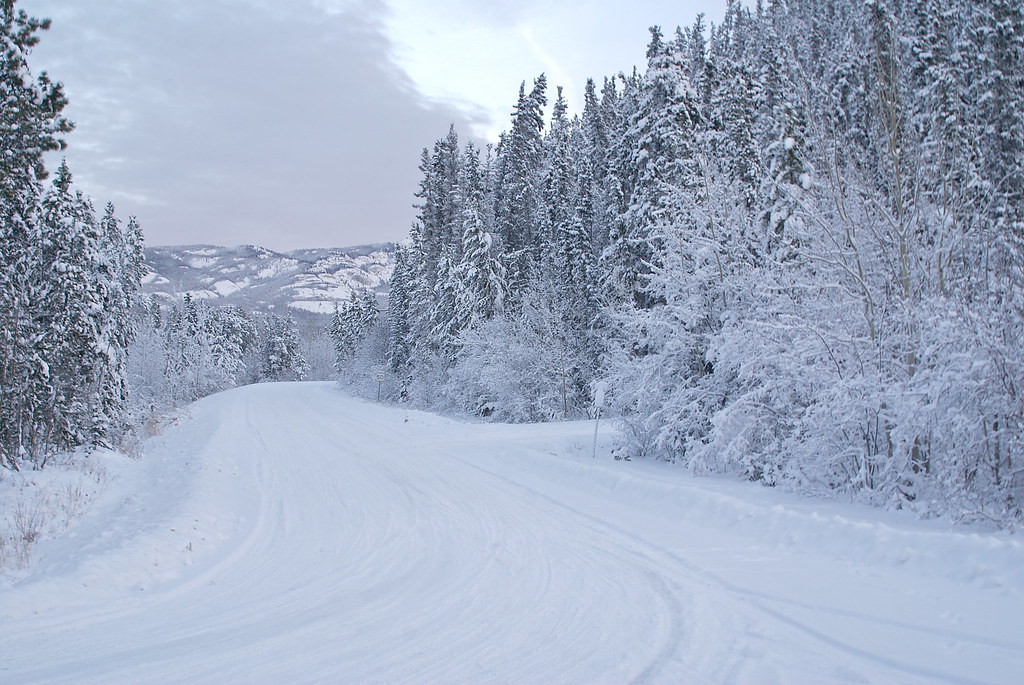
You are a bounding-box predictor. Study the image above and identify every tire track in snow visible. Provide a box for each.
[1,383,1019,684]
[415,424,1016,685]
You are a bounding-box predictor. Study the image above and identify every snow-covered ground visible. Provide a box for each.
[1,382,1021,683]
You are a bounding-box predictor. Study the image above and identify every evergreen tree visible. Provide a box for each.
[495,74,548,296]
[212,306,257,384]
[386,244,414,372]
[0,0,72,468]
[1,3,144,468]
[0,1,71,213]
[90,203,144,443]
[331,292,379,370]
[261,313,308,381]
[428,246,464,363]
[457,200,507,323]
[35,161,105,452]
[382,0,1024,523]
[603,28,700,309]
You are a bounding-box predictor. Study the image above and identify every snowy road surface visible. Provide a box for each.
[2,382,1023,683]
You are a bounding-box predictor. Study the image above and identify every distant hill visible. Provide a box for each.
[141,243,394,316]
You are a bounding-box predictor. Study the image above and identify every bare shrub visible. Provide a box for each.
[13,495,46,546]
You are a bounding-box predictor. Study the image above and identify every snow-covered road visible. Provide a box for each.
[2,382,1022,683]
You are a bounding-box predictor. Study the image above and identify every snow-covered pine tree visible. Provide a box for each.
[0,1,70,215]
[330,292,379,371]
[0,0,72,468]
[260,313,308,382]
[386,244,414,372]
[163,295,208,401]
[428,246,465,364]
[33,161,106,456]
[495,74,548,299]
[580,78,612,257]
[456,142,507,324]
[380,0,1024,523]
[212,306,258,385]
[755,2,809,261]
[413,125,462,304]
[89,203,144,444]
[1,3,146,469]
[602,27,699,310]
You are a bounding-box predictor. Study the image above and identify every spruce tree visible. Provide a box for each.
[261,313,308,381]
[35,161,105,453]
[495,74,548,297]
[386,244,414,372]
[457,201,507,324]
[0,0,72,468]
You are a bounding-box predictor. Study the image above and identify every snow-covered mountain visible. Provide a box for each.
[141,243,394,315]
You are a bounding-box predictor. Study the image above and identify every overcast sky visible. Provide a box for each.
[20,0,726,251]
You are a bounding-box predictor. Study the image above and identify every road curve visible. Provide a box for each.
[1,382,1020,683]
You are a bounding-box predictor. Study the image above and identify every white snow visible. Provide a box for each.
[256,259,299,280]
[289,283,355,301]
[288,300,338,314]
[1,382,1021,683]
[212,278,248,297]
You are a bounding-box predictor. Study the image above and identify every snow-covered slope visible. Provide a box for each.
[1,383,1022,683]
[142,243,393,314]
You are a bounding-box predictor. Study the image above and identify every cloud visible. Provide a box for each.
[18,0,728,249]
[381,0,728,140]
[20,0,484,250]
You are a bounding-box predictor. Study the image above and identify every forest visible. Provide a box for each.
[1,3,142,470]
[0,3,311,471]
[3,0,1024,527]
[354,0,1024,525]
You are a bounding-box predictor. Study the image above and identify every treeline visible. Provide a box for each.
[384,0,1024,524]
[1,6,144,469]
[0,3,315,468]
[128,297,310,414]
